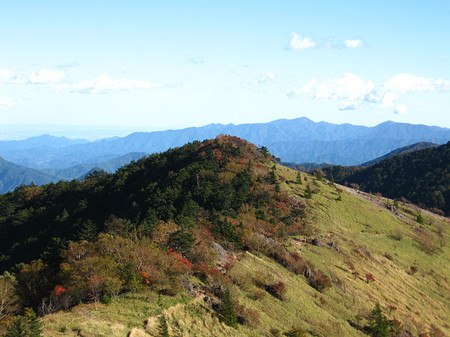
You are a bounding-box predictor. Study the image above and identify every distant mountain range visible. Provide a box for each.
[0,157,58,193]
[0,118,449,193]
[359,141,438,166]
[41,152,148,180]
[0,118,449,170]
[0,152,149,194]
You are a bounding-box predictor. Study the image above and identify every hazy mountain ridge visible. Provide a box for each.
[360,142,438,166]
[42,152,148,180]
[0,118,448,169]
[0,157,61,194]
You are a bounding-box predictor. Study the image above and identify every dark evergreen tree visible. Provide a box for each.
[5,308,42,337]
[296,171,302,185]
[5,316,29,337]
[304,184,312,199]
[367,303,392,337]
[23,308,42,337]
[218,289,238,327]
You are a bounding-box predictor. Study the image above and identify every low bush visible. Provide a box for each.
[265,281,286,300]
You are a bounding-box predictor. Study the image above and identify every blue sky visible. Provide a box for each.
[1,0,450,135]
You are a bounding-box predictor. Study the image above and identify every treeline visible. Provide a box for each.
[320,142,450,215]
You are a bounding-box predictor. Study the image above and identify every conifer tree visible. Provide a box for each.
[219,289,238,327]
[367,303,392,337]
[305,184,312,199]
[5,316,29,337]
[296,172,302,185]
[5,308,42,337]
[23,308,42,337]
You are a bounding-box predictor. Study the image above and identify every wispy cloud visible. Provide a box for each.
[186,55,205,65]
[29,69,65,84]
[244,72,275,89]
[289,33,365,51]
[0,68,24,84]
[289,33,316,51]
[288,73,450,112]
[394,104,408,115]
[57,74,155,94]
[343,39,363,49]
[0,95,19,109]
[1,68,65,84]
[55,62,81,69]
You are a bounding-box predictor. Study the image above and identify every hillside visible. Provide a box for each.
[321,142,450,215]
[0,157,60,194]
[0,137,448,337]
[0,118,449,169]
[360,142,438,167]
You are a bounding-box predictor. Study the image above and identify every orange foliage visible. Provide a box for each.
[139,271,151,284]
[51,285,67,296]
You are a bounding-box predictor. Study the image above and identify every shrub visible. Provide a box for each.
[309,270,332,292]
[283,326,307,337]
[416,212,425,224]
[388,231,403,241]
[415,233,437,255]
[252,290,266,301]
[265,281,286,300]
[383,253,393,261]
[270,328,281,336]
[409,266,418,275]
[365,273,375,283]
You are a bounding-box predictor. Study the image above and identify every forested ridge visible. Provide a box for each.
[320,142,450,215]
[0,136,277,272]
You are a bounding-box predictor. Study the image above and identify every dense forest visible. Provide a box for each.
[320,142,450,215]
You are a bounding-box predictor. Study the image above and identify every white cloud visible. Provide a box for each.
[57,74,154,94]
[0,69,14,83]
[383,73,450,94]
[288,73,450,112]
[244,72,275,88]
[0,95,19,109]
[288,73,375,110]
[29,69,65,84]
[0,68,25,84]
[289,33,316,51]
[1,68,65,84]
[379,74,450,108]
[343,39,363,49]
[393,104,408,115]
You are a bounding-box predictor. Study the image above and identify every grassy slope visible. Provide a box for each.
[41,164,449,337]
